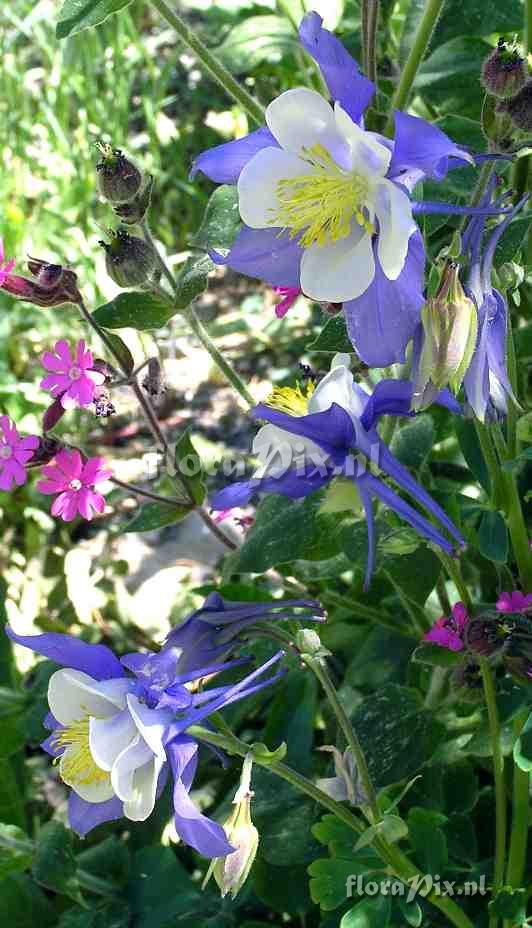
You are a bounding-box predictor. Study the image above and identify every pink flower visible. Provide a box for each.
[0,240,16,287]
[37,449,112,521]
[273,286,301,319]
[424,602,469,652]
[41,340,106,409]
[0,417,39,491]
[496,591,532,614]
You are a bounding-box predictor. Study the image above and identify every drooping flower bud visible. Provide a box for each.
[203,754,259,899]
[142,358,166,399]
[26,435,63,468]
[1,257,81,308]
[96,143,143,204]
[113,175,154,225]
[499,79,532,131]
[316,746,369,806]
[482,39,528,100]
[100,228,158,289]
[412,263,478,411]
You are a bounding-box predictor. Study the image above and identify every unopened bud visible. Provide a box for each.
[500,79,532,131]
[26,435,63,467]
[100,228,157,289]
[316,746,369,806]
[113,175,154,225]
[203,754,259,899]
[142,358,166,398]
[464,614,507,657]
[96,143,143,204]
[482,40,528,100]
[412,263,477,411]
[295,628,331,659]
[43,398,66,432]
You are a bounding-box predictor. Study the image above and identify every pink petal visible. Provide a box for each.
[77,488,95,520]
[81,456,111,485]
[41,352,69,374]
[55,449,82,480]
[18,435,40,451]
[37,478,67,494]
[0,466,16,491]
[41,374,71,394]
[54,340,73,366]
[2,459,27,488]
[451,602,469,632]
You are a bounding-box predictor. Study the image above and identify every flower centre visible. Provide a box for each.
[69,478,82,491]
[69,365,82,380]
[0,445,13,460]
[266,381,315,417]
[52,717,109,787]
[271,144,373,249]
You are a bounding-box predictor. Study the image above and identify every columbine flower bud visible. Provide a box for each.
[482,39,528,100]
[203,754,259,899]
[500,79,532,131]
[100,228,157,289]
[412,263,478,411]
[295,628,331,659]
[96,142,143,204]
[113,175,154,225]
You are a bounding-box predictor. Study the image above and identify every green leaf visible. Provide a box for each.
[340,895,391,928]
[443,761,478,814]
[251,768,320,866]
[411,643,463,668]
[0,824,33,880]
[516,411,532,443]
[253,858,312,914]
[173,254,213,309]
[0,874,55,927]
[263,670,317,773]
[56,0,134,39]
[192,185,241,252]
[121,501,192,533]
[397,899,423,927]
[401,0,522,59]
[407,807,448,874]
[478,510,508,562]
[127,846,211,928]
[435,115,486,153]
[489,887,527,920]
[354,815,408,852]
[308,853,380,911]
[495,217,532,264]
[513,711,532,772]
[390,415,434,471]
[173,428,206,504]
[308,315,353,354]
[216,15,296,73]
[103,331,134,374]
[0,760,25,829]
[456,418,491,494]
[32,822,82,903]
[93,292,174,331]
[352,685,434,788]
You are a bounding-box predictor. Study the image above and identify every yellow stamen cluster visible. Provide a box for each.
[271,144,373,248]
[53,718,109,787]
[266,381,315,416]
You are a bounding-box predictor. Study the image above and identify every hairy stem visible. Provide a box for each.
[491,424,532,590]
[110,476,186,505]
[433,549,472,610]
[183,305,255,407]
[384,0,445,134]
[480,658,507,928]
[147,0,265,125]
[364,0,380,86]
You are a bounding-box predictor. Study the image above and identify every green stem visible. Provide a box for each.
[433,549,472,610]
[384,0,446,134]
[504,712,530,924]
[457,161,496,234]
[183,305,255,407]
[147,0,265,125]
[491,423,532,590]
[526,0,532,52]
[506,311,519,460]
[474,420,503,507]
[109,476,185,505]
[364,0,380,86]
[303,654,380,822]
[480,658,507,928]
[191,724,474,928]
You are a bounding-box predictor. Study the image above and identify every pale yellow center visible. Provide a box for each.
[265,381,315,417]
[53,717,109,787]
[271,144,373,249]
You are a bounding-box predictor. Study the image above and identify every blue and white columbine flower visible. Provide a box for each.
[193,12,508,367]
[6,595,322,852]
[211,355,464,586]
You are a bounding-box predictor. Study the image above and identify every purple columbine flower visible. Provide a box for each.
[191,12,510,368]
[210,354,464,587]
[6,607,297,856]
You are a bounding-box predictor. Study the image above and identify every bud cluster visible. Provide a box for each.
[482,39,532,135]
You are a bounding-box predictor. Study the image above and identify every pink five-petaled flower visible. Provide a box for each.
[496,591,532,614]
[40,340,106,409]
[0,417,39,491]
[424,602,469,652]
[37,449,112,522]
[272,286,301,319]
[0,240,15,287]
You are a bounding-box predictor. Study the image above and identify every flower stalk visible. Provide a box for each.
[480,657,507,928]
[504,711,530,927]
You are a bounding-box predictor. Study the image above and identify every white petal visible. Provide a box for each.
[308,364,367,420]
[252,424,327,479]
[48,669,131,726]
[111,734,154,802]
[59,745,115,803]
[300,227,375,303]
[89,709,137,772]
[126,694,172,761]
[237,147,308,229]
[334,104,391,178]
[266,88,347,158]
[123,756,164,822]
[374,178,417,280]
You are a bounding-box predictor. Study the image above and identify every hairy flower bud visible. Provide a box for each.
[203,755,258,899]
[412,263,477,411]
[100,228,157,289]
[482,39,528,100]
[113,175,154,225]
[26,435,63,468]
[142,358,166,399]
[500,79,532,131]
[96,143,143,204]
[464,614,507,657]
